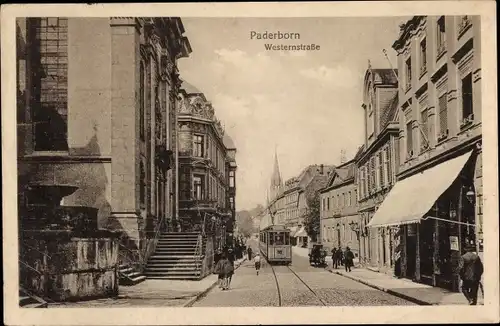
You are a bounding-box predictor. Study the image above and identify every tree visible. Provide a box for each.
[303,191,321,242]
[236,211,254,238]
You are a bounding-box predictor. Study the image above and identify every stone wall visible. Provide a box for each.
[20,231,120,302]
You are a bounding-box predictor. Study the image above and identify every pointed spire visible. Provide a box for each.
[271,146,283,188]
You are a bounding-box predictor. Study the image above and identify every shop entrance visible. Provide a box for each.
[419,218,434,285]
[405,225,417,280]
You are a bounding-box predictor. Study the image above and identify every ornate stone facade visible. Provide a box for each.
[176,82,237,248]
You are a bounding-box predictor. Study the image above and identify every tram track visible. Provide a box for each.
[267,258,327,307]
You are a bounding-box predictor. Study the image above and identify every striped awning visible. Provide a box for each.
[367,150,473,228]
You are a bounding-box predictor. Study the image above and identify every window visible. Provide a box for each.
[437,16,446,54]
[387,143,393,184]
[406,120,413,156]
[369,158,376,194]
[327,197,330,210]
[193,175,204,200]
[348,191,352,206]
[405,57,412,90]
[229,170,235,188]
[378,152,384,188]
[461,73,473,121]
[420,108,429,150]
[438,93,448,136]
[420,38,427,74]
[30,18,69,151]
[193,134,204,157]
[383,148,389,186]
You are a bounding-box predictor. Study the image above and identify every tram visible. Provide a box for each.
[259,224,292,264]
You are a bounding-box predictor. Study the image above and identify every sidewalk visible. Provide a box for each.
[292,246,360,266]
[329,267,484,306]
[49,256,247,308]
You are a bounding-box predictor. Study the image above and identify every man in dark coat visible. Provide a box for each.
[247,246,253,260]
[344,247,355,272]
[331,247,337,269]
[459,244,484,305]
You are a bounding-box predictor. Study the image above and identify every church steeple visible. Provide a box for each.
[270,146,283,199]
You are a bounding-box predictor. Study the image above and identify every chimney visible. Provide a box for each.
[320,164,324,175]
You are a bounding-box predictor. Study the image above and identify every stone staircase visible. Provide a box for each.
[118,263,147,286]
[145,232,205,280]
[19,288,48,308]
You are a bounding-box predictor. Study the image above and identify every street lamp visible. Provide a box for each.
[465,186,475,204]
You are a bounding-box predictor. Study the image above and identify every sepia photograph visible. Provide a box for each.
[2,2,498,325]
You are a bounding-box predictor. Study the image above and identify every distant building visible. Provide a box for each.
[266,155,334,246]
[367,15,482,292]
[177,82,236,248]
[356,66,400,273]
[320,154,362,256]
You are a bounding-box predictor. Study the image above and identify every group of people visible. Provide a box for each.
[331,246,355,272]
[246,246,261,275]
[214,247,236,290]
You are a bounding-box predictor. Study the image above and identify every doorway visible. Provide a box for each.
[406,225,417,280]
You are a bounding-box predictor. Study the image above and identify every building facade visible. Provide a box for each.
[371,15,482,292]
[356,67,400,273]
[266,158,334,246]
[320,159,360,257]
[176,82,236,247]
[17,17,191,266]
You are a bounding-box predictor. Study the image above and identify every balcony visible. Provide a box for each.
[437,129,449,142]
[437,42,447,60]
[457,16,472,38]
[460,113,474,130]
[419,65,427,78]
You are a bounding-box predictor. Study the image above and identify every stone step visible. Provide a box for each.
[153,250,198,255]
[145,264,199,270]
[145,270,201,276]
[146,275,202,280]
[149,255,203,259]
[156,240,199,244]
[19,296,33,306]
[145,263,201,268]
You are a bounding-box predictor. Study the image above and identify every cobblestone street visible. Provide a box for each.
[193,240,416,307]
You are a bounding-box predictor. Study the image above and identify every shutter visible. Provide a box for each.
[439,94,448,134]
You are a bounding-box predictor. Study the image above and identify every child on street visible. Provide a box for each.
[254,253,261,275]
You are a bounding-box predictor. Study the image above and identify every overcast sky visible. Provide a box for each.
[178,17,409,211]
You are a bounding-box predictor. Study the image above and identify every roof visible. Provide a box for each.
[353,145,365,161]
[371,69,398,85]
[181,80,203,94]
[381,93,399,130]
[223,134,236,150]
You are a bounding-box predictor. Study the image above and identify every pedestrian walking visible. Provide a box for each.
[458,244,484,305]
[227,248,235,288]
[213,252,224,288]
[344,246,355,272]
[247,246,253,260]
[338,246,344,266]
[333,246,343,269]
[331,247,337,269]
[254,253,261,275]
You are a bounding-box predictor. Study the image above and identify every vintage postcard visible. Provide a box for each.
[2,1,498,325]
